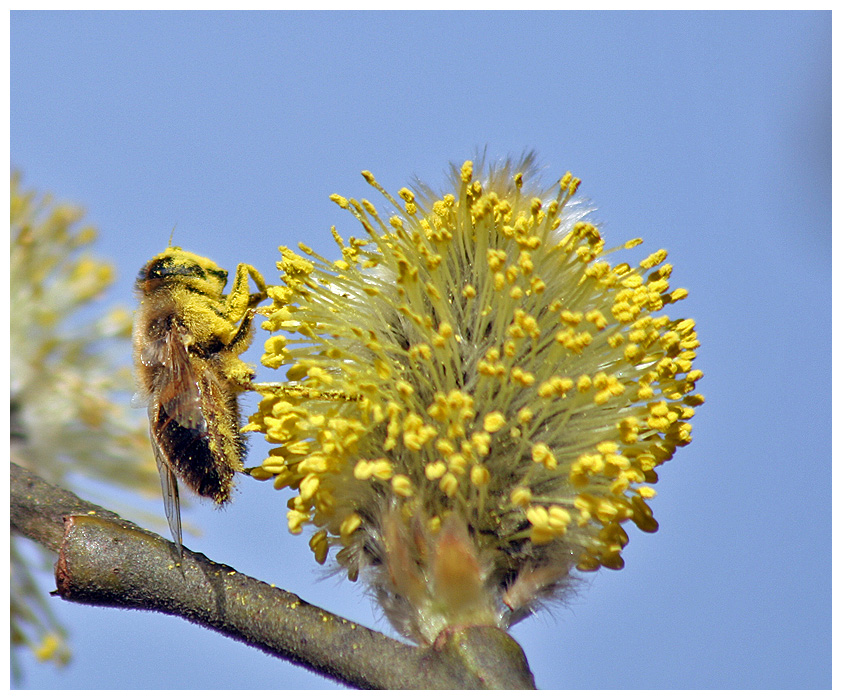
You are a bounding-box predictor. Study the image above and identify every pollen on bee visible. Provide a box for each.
[133,246,268,553]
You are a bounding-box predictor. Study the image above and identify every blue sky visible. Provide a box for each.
[10,11,830,690]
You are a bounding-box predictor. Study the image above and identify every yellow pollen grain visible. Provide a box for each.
[624,343,644,363]
[597,441,618,455]
[340,513,362,539]
[447,454,468,475]
[425,282,442,301]
[531,442,549,462]
[471,431,491,455]
[638,383,655,400]
[309,530,329,564]
[329,193,349,209]
[33,635,60,663]
[548,506,571,530]
[470,466,490,487]
[526,505,549,528]
[439,472,459,497]
[409,343,432,361]
[585,309,608,329]
[511,486,532,507]
[436,438,456,457]
[425,461,447,480]
[299,473,321,499]
[483,412,507,433]
[391,474,413,497]
[511,367,535,386]
[487,249,507,271]
[287,510,309,534]
[517,407,534,424]
[371,459,393,480]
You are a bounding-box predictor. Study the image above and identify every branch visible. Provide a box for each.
[10,463,536,689]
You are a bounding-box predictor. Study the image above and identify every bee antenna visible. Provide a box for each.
[168,224,177,248]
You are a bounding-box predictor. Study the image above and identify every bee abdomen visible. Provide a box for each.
[155,407,240,505]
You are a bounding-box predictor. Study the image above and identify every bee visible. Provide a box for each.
[133,246,267,555]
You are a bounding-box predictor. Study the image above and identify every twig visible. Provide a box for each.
[10,463,536,689]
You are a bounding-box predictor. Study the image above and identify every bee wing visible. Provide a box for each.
[149,424,183,557]
[141,322,205,558]
[142,323,206,431]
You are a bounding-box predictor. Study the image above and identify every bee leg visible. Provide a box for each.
[227,308,257,356]
[225,263,268,324]
[222,309,262,389]
[244,264,268,308]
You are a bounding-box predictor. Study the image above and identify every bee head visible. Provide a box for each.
[139,247,228,295]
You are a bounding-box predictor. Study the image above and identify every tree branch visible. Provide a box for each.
[10,463,536,689]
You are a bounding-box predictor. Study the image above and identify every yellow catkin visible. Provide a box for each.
[249,157,702,645]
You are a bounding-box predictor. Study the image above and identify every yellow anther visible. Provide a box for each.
[392,475,413,497]
[439,472,459,497]
[425,461,447,480]
[470,466,490,486]
[483,412,506,433]
[340,512,362,539]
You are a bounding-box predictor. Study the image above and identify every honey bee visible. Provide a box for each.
[133,246,267,555]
